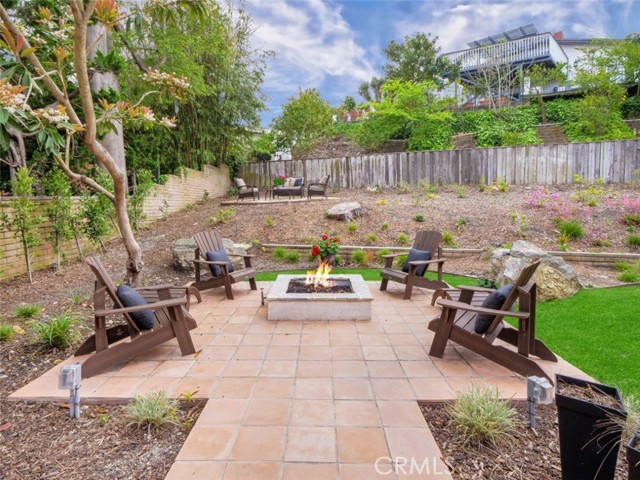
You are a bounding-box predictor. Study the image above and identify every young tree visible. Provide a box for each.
[0,168,41,283]
[43,166,73,270]
[527,64,568,123]
[0,1,194,283]
[271,88,332,159]
[383,33,456,87]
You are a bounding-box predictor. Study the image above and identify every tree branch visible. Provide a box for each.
[113,22,149,73]
[54,153,115,202]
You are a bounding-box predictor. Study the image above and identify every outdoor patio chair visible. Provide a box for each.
[75,256,200,378]
[191,230,258,299]
[427,261,558,381]
[379,230,448,299]
[234,177,259,201]
[307,175,330,198]
[273,176,304,198]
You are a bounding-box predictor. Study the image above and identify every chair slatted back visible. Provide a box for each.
[193,230,225,258]
[86,256,139,331]
[413,231,443,259]
[486,260,541,334]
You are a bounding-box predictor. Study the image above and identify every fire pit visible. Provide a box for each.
[267,268,372,321]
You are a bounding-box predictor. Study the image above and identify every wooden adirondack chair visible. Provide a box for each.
[427,261,558,382]
[380,230,449,299]
[191,230,258,299]
[75,257,201,378]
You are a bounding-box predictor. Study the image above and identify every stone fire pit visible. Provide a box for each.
[267,274,373,321]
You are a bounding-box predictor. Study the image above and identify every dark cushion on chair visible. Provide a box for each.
[474,284,514,334]
[402,248,431,277]
[294,177,302,187]
[116,285,155,330]
[206,249,235,278]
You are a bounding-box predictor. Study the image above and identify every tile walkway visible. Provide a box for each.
[9,280,590,480]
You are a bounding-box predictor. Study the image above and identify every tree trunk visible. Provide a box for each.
[86,24,127,192]
[538,94,548,124]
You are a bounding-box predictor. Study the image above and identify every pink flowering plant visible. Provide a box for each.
[310,234,340,260]
[273,175,287,187]
[526,185,558,208]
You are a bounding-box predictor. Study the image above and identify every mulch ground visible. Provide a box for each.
[421,401,629,479]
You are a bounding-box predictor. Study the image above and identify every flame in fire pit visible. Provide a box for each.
[305,261,333,288]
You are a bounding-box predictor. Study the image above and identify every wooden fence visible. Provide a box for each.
[239,139,640,188]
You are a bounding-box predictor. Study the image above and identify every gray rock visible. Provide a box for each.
[172,237,197,271]
[326,202,362,221]
[172,237,251,272]
[489,240,582,302]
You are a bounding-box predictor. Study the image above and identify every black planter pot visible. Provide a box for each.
[555,374,627,480]
[628,434,640,480]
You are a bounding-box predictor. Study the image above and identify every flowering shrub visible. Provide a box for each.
[311,234,340,260]
[526,185,558,208]
[273,175,287,187]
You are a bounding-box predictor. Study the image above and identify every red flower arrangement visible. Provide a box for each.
[273,175,287,187]
[311,234,340,260]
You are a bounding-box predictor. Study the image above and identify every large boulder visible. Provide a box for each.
[172,237,251,272]
[489,241,582,301]
[326,202,362,221]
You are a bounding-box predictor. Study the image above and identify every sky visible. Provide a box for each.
[241,0,640,126]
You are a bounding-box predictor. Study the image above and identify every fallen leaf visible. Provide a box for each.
[193,349,202,359]
[53,359,63,364]
[0,422,13,432]
[12,325,26,335]
[56,402,70,409]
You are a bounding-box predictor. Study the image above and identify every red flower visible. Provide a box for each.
[322,234,328,240]
[311,245,320,257]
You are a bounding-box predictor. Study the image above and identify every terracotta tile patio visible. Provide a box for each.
[9,280,590,480]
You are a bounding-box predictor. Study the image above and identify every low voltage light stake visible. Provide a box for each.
[527,375,553,428]
[58,364,81,419]
[260,288,265,306]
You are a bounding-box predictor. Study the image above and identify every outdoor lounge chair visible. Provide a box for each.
[307,175,330,198]
[191,230,258,299]
[427,261,558,381]
[75,257,200,378]
[380,230,448,299]
[234,177,259,201]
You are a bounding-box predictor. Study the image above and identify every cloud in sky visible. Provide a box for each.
[242,0,639,125]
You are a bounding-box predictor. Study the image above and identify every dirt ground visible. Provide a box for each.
[1,183,639,478]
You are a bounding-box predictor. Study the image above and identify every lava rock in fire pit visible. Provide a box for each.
[286,278,354,294]
[326,202,362,221]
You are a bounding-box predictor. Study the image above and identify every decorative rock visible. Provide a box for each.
[172,237,197,271]
[489,240,582,301]
[326,202,362,221]
[172,237,252,272]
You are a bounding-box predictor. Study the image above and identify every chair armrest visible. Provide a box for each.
[382,253,406,259]
[437,299,530,319]
[227,253,255,258]
[308,182,325,187]
[406,258,446,266]
[95,297,187,317]
[136,284,178,291]
[458,285,495,294]
[192,259,230,266]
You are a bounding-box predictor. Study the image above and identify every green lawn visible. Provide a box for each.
[536,286,640,398]
[256,269,640,398]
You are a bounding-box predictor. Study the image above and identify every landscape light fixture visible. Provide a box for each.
[260,287,265,306]
[58,364,82,419]
[527,375,553,428]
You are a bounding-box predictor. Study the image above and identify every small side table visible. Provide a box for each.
[264,188,274,200]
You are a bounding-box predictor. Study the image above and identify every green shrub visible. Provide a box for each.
[455,217,467,230]
[623,214,640,226]
[350,250,368,266]
[125,391,179,434]
[618,270,639,282]
[442,231,457,247]
[557,219,585,240]
[454,185,469,198]
[446,386,519,447]
[376,248,391,263]
[397,181,411,194]
[226,186,238,198]
[31,311,79,349]
[272,247,286,261]
[627,235,640,247]
[614,261,632,272]
[209,207,235,225]
[0,325,14,342]
[381,222,389,231]
[284,251,300,263]
[622,95,640,119]
[394,254,408,268]
[397,233,408,245]
[414,214,425,222]
[264,215,274,227]
[348,222,358,233]
[367,233,378,244]
[572,185,606,207]
[15,304,41,319]
[333,254,343,266]
[407,111,454,151]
